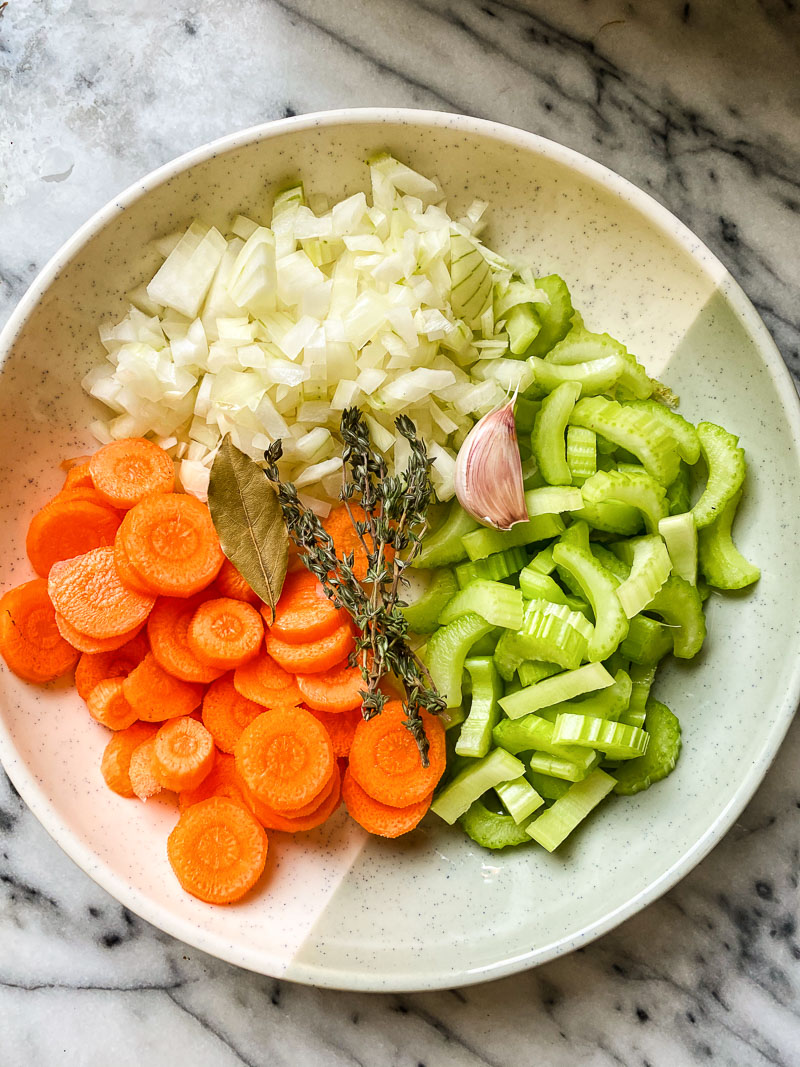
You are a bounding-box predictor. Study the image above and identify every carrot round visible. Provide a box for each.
[233,651,302,708]
[48,546,156,640]
[342,765,431,837]
[235,705,334,812]
[55,610,144,654]
[128,737,163,799]
[296,658,364,713]
[75,633,149,700]
[152,716,215,792]
[147,595,225,684]
[245,761,342,833]
[178,752,250,812]
[122,652,205,721]
[27,498,122,578]
[167,796,268,904]
[269,569,347,643]
[0,579,79,683]
[348,700,446,807]
[214,558,260,605]
[118,493,224,597]
[307,706,362,758]
[113,538,156,595]
[86,678,139,731]
[265,621,355,675]
[89,437,175,509]
[100,721,158,797]
[187,598,263,670]
[53,486,121,510]
[322,504,393,582]
[201,674,263,754]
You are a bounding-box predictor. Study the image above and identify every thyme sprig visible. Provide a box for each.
[264,407,445,764]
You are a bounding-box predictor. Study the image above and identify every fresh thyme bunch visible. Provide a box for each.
[264,407,445,765]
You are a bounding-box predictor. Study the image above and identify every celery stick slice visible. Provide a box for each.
[552,542,629,661]
[619,615,673,665]
[531,381,582,485]
[644,575,706,658]
[426,612,494,707]
[570,396,679,486]
[526,769,616,851]
[698,489,760,589]
[518,567,585,610]
[517,661,562,687]
[620,662,656,727]
[552,713,650,760]
[495,776,545,823]
[658,512,698,585]
[526,769,571,800]
[493,715,596,767]
[666,462,692,515]
[590,544,630,583]
[499,662,614,719]
[401,568,459,633]
[549,669,632,722]
[455,546,529,588]
[431,748,525,824]
[438,579,524,630]
[528,751,601,782]
[526,274,574,357]
[613,699,681,794]
[525,485,584,516]
[462,514,565,561]
[412,500,479,568]
[572,499,643,536]
[624,400,701,464]
[567,425,597,485]
[459,798,535,849]
[528,545,556,575]
[614,535,673,618]
[580,469,668,534]
[455,658,503,759]
[493,628,528,681]
[692,421,747,528]
[530,354,626,396]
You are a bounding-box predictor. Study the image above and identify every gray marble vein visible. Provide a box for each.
[1,1,799,1064]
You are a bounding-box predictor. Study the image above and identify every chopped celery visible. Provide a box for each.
[526,769,616,851]
[526,769,571,800]
[493,714,596,768]
[580,469,668,534]
[528,751,601,782]
[412,500,480,568]
[458,798,534,849]
[567,425,597,485]
[698,489,760,589]
[499,662,614,719]
[426,612,494,707]
[506,302,541,356]
[545,325,651,400]
[455,658,503,758]
[401,568,459,633]
[550,669,632,722]
[512,599,592,669]
[517,660,562,686]
[692,421,747,528]
[530,354,627,396]
[573,498,643,536]
[438,579,524,630]
[431,747,525,824]
[666,462,692,515]
[644,575,706,658]
[493,627,527,681]
[455,546,528,588]
[620,662,656,728]
[551,542,628,661]
[525,485,584,516]
[528,545,556,574]
[624,400,701,464]
[590,544,630,583]
[613,699,681,794]
[570,396,680,486]
[518,566,585,610]
[515,396,541,433]
[495,776,545,822]
[619,614,673,665]
[552,713,650,759]
[614,535,673,618]
[463,514,565,561]
[658,512,698,585]
[526,274,574,357]
[531,381,582,485]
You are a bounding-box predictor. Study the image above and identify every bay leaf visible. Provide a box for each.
[208,435,288,620]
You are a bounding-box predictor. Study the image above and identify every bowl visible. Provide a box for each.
[1,109,799,992]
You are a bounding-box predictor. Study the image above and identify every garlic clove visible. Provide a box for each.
[454,400,529,530]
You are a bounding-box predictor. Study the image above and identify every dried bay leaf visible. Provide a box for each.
[208,435,288,620]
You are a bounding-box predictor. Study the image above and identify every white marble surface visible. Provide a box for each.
[1,1,799,1064]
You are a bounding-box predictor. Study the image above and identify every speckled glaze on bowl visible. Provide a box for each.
[1,110,799,992]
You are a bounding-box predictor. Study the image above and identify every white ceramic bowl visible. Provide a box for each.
[1,109,799,992]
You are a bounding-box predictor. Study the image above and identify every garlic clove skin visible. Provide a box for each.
[454,401,529,530]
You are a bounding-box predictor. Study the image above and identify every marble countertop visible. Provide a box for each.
[1,1,799,1063]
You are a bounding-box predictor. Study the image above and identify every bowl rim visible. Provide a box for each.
[1,106,799,992]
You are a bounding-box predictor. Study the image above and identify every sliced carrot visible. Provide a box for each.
[118,493,224,597]
[89,437,175,509]
[53,486,122,510]
[233,651,302,708]
[265,621,355,676]
[322,504,394,582]
[61,459,94,491]
[201,674,263,754]
[269,569,347,644]
[296,658,364,713]
[307,706,362,758]
[348,700,446,807]
[178,752,251,812]
[55,611,144,654]
[128,737,163,799]
[48,546,156,640]
[122,652,205,721]
[187,597,263,670]
[75,632,149,700]
[86,678,139,731]
[113,538,156,595]
[0,579,79,683]
[152,716,215,792]
[100,721,158,798]
[245,761,342,833]
[235,705,334,812]
[341,765,431,838]
[147,595,225,684]
[27,498,122,577]
[167,796,268,904]
[214,558,260,605]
